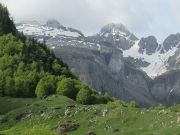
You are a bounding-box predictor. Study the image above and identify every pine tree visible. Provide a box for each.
[0,3,16,36]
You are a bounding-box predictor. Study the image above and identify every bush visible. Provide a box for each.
[92,95,108,104]
[153,105,166,110]
[76,87,93,104]
[128,101,138,108]
[110,100,128,107]
[35,75,57,98]
[170,105,180,112]
[5,77,15,96]
[56,78,78,100]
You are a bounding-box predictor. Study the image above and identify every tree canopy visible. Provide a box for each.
[0,3,16,36]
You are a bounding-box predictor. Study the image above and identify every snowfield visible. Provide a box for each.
[123,40,180,77]
[17,24,81,38]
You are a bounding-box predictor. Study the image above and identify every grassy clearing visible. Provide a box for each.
[0,97,36,115]
[0,95,180,135]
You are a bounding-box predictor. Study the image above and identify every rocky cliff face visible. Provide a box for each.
[151,70,180,105]
[16,19,180,106]
[53,45,155,106]
[138,36,159,55]
[87,23,138,50]
[46,19,63,28]
[163,33,180,51]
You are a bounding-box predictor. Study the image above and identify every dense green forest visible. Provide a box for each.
[0,4,16,36]
[0,3,111,105]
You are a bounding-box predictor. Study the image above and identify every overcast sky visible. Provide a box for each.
[0,0,180,42]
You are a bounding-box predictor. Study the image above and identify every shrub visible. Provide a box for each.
[35,75,57,98]
[76,87,93,104]
[92,95,108,104]
[108,100,128,107]
[128,101,138,108]
[56,78,78,100]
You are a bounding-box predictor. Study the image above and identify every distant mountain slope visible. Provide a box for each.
[53,46,155,106]
[87,23,138,50]
[16,20,83,43]
[17,20,180,77]
[16,19,180,106]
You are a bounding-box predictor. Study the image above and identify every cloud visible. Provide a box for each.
[170,0,180,22]
[0,0,180,42]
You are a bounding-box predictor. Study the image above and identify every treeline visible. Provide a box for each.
[0,3,112,105]
[0,3,16,36]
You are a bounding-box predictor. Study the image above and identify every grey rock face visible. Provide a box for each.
[67,28,84,37]
[99,23,138,41]
[151,70,180,105]
[138,36,159,55]
[46,19,84,37]
[124,57,150,68]
[100,23,130,37]
[108,49,124,73]
[46,19,62,28]
[165,36,180,72]
[163,33,180,51]
[52,44,155,106]
[87,23,138,50]
[167,48,180,70]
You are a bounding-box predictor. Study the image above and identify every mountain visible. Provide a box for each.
[17,19,179,78]
[87,23,138,50]
[16,19,84,45]
[151,70,180,105]
[53,45,154,106]
[123,37,176,77]
[16,19,180,106]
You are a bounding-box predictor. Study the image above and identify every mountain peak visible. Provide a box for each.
[100,23,131,36]
[46,19,63,28]
[163,33,180,51]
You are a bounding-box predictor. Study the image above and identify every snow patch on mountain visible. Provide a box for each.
[17,23,81,38]
[99,23,138,41]
[16,20,180,77]
[123,40,179,77]
[100,23,130,36]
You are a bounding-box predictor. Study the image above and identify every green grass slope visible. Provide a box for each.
[0,96,180,135]
[0,97,36,115]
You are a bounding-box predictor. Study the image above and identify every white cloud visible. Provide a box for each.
[170,0,180,22]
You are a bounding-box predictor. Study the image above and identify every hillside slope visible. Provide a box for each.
[0,96,180,135]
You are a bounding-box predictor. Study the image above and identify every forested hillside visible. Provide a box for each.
[0,3,110,105]
[0,4,16,36]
